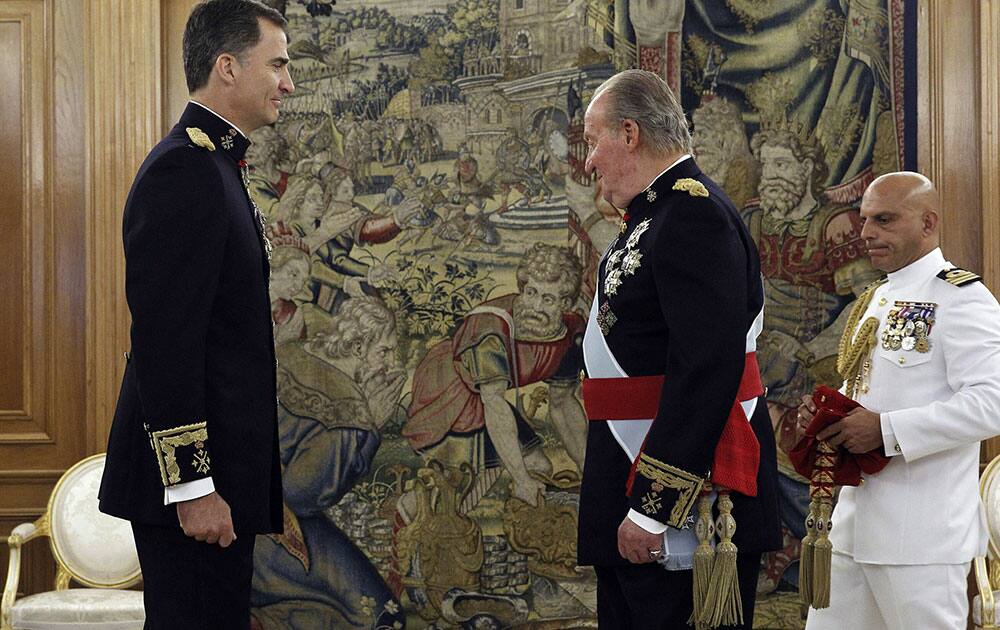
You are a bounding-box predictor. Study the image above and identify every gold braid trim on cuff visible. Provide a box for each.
[149,421,209,487]
[635,454,705,528]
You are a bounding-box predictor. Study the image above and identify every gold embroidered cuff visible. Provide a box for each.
[148,421,211,487]
[633,454,705,528]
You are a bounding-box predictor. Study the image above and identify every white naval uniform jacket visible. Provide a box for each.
[832,248,1000,565]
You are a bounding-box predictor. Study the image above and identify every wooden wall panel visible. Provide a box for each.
[162,0,198,135]
[0,0,88,598]
[918,0,982,274]
[84,0,161,452]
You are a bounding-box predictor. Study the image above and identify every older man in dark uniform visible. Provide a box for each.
[98,1,293,627]
[577,69,781,629]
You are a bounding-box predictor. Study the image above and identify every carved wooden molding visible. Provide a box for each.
[982,0,1000,295]
[84,1,162,453]
[0,0,54,445]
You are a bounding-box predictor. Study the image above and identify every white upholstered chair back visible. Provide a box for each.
[47,454,141,587]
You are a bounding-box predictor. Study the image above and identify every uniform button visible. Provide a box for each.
[879,297,887,306]
[894,444,901,453]
[898,357,906,365]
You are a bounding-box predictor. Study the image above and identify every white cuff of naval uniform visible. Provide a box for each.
[164,476,216,505]
[627,508,669,534]
[880,412,903,457]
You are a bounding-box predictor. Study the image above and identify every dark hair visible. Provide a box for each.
[183,0,287,93]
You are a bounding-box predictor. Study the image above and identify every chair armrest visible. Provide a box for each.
[2,518,47,630]
[976,556,996,629]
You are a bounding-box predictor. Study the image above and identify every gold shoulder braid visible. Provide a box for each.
[673,178,709,197]
[186,127,216,151]
[836,280,885,398]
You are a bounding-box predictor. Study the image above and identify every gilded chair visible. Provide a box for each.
[974,454,1000,630]
[1,454,144,630]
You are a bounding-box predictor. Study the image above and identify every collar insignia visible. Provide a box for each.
[186,127,215,151]
[673,178,708,197]
[221,128,237,151]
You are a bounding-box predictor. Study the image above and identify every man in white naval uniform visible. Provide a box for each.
[801,171,1000,629]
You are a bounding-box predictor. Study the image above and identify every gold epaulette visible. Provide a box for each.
[937,267,982,287]
[672,178,709,197]
[186,127,216,151]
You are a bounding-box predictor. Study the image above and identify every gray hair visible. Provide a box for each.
[591,69,692,155]
[307,297,396,360]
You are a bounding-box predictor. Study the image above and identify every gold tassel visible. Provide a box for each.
[688,486,715,629]
[811,500,833,608]
[799,495,818,606]
[700,490,743,628]
[809,441,837,609]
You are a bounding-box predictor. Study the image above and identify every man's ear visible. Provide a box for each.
[622,119,640,150]
[213,53,239,87]
[923,210,939,235]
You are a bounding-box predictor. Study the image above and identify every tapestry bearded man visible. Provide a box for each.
[577,69,780,629]
[403,243,587,507]
[252,297,406,630]
[742,128,881,590]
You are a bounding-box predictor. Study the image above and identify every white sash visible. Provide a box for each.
[581,286,766,570]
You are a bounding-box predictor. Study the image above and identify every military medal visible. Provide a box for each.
[238,159,273,261]
[597,302,618,335]
[881,301,936,353]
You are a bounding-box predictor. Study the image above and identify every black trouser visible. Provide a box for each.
[132,523,256,630]
[594,553,762,629]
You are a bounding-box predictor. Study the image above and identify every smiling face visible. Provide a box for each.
[231,18,294,132]
[583,94,635,209]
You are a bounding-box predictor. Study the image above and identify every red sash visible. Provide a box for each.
[582,352,762,497]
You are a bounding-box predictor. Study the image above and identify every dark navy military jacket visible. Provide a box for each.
[99,103,282,535]
[577,158,781,566]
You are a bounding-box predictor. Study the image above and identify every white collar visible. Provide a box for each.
[642,154,692,191]
[189,100,249,139]
[886,247,946,287]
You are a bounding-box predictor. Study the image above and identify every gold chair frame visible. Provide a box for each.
[976,454,1000,630]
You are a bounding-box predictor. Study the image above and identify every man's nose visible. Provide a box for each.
[859,220,873,240]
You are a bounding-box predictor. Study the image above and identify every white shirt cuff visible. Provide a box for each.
[163,477,215,505]
[627,508,668,534]
[880,413,902,457]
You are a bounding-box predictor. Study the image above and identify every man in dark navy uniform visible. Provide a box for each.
[577,70,781,629]
[98,1,294,627]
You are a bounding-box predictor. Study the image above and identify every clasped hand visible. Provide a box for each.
[797,394,883,454]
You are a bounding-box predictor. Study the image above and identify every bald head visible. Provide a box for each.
[864,171,940,217]
[859,171,941,272]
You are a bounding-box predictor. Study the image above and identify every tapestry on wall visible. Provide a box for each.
[246,1,915,628]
